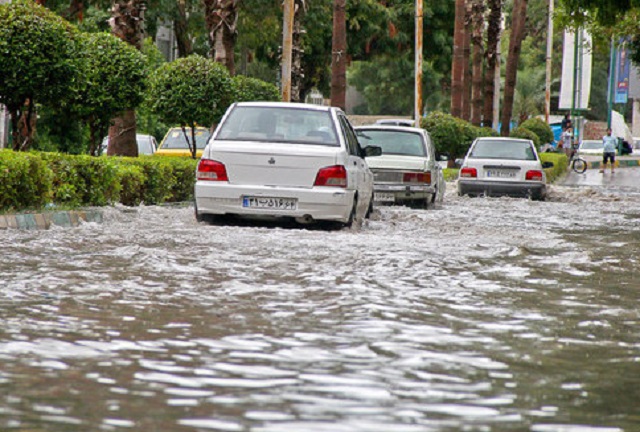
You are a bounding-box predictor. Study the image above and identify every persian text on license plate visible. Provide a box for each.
[486,169,517,178]
[374,192,395,202]
[242,196,297,210]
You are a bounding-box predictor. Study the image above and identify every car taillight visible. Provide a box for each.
[460,167,477,178]
[314,165,347,187]
[526,170,543,181]
[403,172,431,185]
[197,159,228,181]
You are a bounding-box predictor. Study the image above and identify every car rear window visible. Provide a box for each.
[357,130,426,157]
[161,129,210,149]
[216,106,339,146]
[469,139,537,160]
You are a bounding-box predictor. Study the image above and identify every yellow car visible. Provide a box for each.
[155,127,211,158]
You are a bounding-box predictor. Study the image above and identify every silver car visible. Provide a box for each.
[355,125,445,209]
[458,137,552,200]
[194,102,381,228]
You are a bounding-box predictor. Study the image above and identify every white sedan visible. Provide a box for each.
[355,125,445,208]
[194,102,381,228]
[577,139,613,156]
[457,137,553,201]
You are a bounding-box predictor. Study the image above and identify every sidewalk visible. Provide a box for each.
[580,154,640,170]
[0,209,103,230]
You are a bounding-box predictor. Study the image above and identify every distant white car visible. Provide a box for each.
[355,125,445,208]
[375,118,415,127]
[577,139,607,156]
[101,134,158,156]
[458,137,552,201]
[194,102,382,228]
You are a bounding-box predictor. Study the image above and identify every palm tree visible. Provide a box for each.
[513,67,546,123]
[450,0,466,117]
[107,0,146,156]
[204,0,240,75]
[470,0,484,126]
[500,0,528,136]
[483,0,502,128]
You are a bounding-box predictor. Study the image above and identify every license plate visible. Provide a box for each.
[242,196,297,210]
[374,192,395,202]
[486,169,516,178]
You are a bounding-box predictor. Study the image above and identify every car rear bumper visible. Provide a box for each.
[373,183,436,202]
[458,180,546,199]
[195,182,355,223]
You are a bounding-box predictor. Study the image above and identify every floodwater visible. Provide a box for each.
[1,183,639,432]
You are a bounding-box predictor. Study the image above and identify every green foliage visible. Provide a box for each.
[39,153,121,206]
[520,118,554,145]
[232,75,280,102]
[0,150,199,212]
[540,152,567,183]
[510,126,541,148]
[147,55,234,128]
[0,150,52,211]
[420,112,495,159]
[70,32,148,153]
[0,0,78,112]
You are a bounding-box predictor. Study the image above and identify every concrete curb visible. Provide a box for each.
[0,209,103,230]
[587,159,640,169]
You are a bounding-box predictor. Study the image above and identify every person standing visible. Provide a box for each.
[561,112,571,131]
[601,127,617,174]
[562,123,574,158]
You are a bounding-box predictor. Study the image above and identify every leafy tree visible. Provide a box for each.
[232,75,280,102]
[69,32,148,156]
[0,0,78,151]
[421,111,491,161]
[510,126,541,147]
[146,55,234,158]
[520,117,554,145]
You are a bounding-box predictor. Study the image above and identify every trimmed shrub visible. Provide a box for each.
[540,152,567,183]
[166,158,198,202]
[421,112,500,160]
[233,75,280,102]
[0,150,52,211]
[520,118,554,146]
[510,126,541,148]
[116,164,145,206]
[39,153,120,206]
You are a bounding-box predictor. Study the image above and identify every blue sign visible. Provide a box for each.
[615,39,630,104]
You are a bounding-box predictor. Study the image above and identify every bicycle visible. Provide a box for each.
[568,144,587,174]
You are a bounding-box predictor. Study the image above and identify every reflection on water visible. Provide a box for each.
[0,184,639,431]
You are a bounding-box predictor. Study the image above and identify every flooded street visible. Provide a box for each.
[1,183,639,432]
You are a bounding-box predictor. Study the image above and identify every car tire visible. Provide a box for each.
[195,202,217,224]
[365,198,374,219]
[344,196,358,228]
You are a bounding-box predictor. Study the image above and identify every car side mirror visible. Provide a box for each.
[363,145,382,157]
[542,161,554,169]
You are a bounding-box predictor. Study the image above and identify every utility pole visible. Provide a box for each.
[544,0,553,124]
[607,37,616,129]
[330,0,347,110]
[281,0,295,102]
[414,0,423,124]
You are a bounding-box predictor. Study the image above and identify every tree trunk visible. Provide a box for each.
[483,0,502,128]
[108,110,138,157]
[500,0,527,136]
[291,0,307,103]
[108,0,146,157]
[470,0,485,126]
[174,0,193,57]
[450,0,466,118]
[204,0,239,75]
[461,0,472,122]
[330,0,347,110]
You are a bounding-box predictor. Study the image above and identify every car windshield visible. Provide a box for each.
[216,106,339,146]
[469,139,537,160]
[357,130,426,157]
[580,141,603,150]
[162,129,210,149]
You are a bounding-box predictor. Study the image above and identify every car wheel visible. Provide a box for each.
[194,202,216,224]
[365,197,374,219]
[344,196,358,228]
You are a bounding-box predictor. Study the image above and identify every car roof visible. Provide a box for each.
[475,137,531,143]
[355,125,425,133]
[232,101,334,112]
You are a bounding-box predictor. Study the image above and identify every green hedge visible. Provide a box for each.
[540,152,567,183]
[0,150,198,213]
